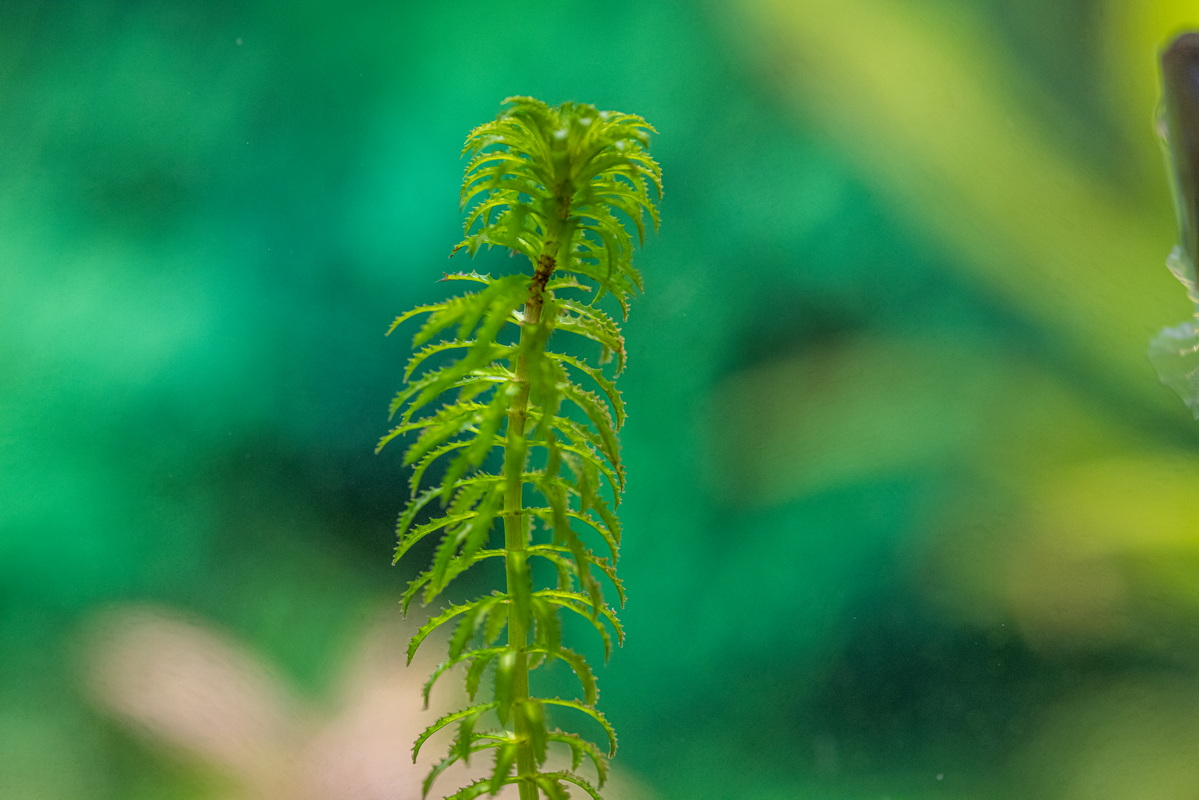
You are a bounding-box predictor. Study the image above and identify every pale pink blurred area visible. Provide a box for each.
[79,603,650,800]
[80,603,454,800]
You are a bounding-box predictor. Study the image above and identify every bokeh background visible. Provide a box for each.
[6,0,1199,797]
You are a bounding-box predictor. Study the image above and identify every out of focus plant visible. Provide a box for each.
[378,97,661,799]
[1150,31,1199,416]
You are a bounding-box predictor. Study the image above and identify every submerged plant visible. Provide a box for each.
[1149,31,1199,416]
[378,97,661,799]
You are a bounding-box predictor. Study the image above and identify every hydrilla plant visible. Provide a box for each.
[378,97,661,799]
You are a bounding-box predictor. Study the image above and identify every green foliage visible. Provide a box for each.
[1150,32,1199,417]
[379,96,661,799]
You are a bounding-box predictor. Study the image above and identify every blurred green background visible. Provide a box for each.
[6,0,1199,798]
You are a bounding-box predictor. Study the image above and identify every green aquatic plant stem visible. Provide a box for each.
[505,260,544,800]
[504,221,568,800]
[380,97,660,799]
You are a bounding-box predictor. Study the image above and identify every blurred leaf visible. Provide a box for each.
[708,336,997,506]
[733,0,1184,413]
[1015,678,1199,799]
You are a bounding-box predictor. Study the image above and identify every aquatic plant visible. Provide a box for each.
[378,97,661,799]
[1149,31,1199,416]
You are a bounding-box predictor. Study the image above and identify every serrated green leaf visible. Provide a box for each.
[488,741,518,795]
[443,776,518,800]
[405,367,506,424]
[521,698,549,765]
[402,549,504,614]
[401,356,513,429]
[394,511,475,567]
[534,465,604,613]
[482,599,508,646]
[579,188,647,248]
[577,208,633,268]
[448,592,508,661]
[541,698,617,757]
[533,774,570,800]
[394,477,504,564]
[421,738,504,799]
[546,732,608,787]
[410,293,477,346]
[438,270,494,285]
[545,771,605,800]
[545,275,589,294]
[408,599,496,665]
[546,351,625,428]
[412,702,498,762]
[527,545,590,594]
[446,477,492,517]
[404,338,510,383]
[525,483,620,561]
[547,415,623,484]
[386,301,452,337]
[464,647,492,701]
[439,389,511,502]
[454,707,489,765]
[564,247,636,318]
[421,646,506,708]
[425,485,502,602]
[378,400,484,461]
[408,440,470,496]
[555,300,626,374]
[462,276,528,347]
[528,546,625,607]
[536,647,597,706]
[535,590,623,659]
[529,595,562,653]
[533,437,621,499]
[493,649,517,725]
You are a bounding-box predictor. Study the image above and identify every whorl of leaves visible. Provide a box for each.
[380,97,660,799]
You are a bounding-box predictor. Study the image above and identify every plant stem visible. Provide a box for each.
[503,247,553,800]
